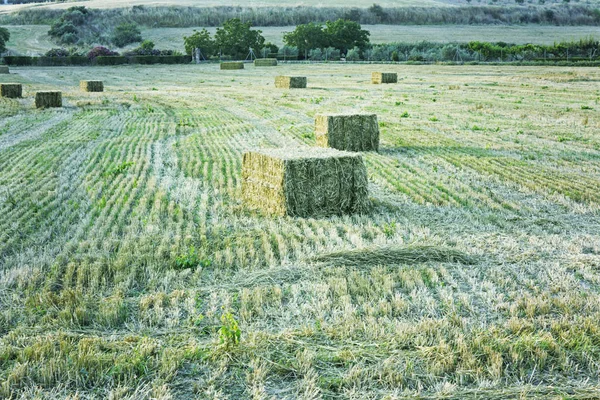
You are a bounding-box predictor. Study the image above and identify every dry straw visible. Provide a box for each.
[254,58,278,67]
[0,66,9,74]
[80,80,104,92]
[242,147,369,217]
[220,62,244,70]
[315,114,379,152]
[35,91,62,108]
[0,83,22,98]
[275,76,307,89]
[372,72,398,84]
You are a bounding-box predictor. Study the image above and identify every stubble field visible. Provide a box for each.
[1,63,600,399]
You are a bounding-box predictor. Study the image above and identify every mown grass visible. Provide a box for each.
[0,63,599,398]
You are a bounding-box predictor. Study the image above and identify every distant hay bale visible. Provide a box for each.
[80,80,104,92]
[254,58,278,67]
[35,91,62,108]
[372,72,397,84]
[275,76,307,89]
[0,66,9,74]
[220,62,244,70]
[315,114,379,152]
[0,83,22,98]
[242,147,369,217]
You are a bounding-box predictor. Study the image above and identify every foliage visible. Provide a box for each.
[0,27,9,53]
[183,28,214,56]
[47,6,89,45]
[346,47,361,61]
[112,23,142,48]
[44,48,70,57]
[218,312,241,350]
[87,46,119,59]
[174,247,211,271]
[215,18,265,59]
[283,22,329,58]
[324,19,371,54]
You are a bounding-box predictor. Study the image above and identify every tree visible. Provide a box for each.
[215,18,265,59]
[184,29,214,56]
[324,19,370,55]
[283,22,329,59]
[112,23,142,48]
[368,4,388,23]
[0,27,10,53]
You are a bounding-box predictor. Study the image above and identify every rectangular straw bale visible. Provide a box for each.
[372,72,398,84]
[80,80,104,92]
[254,58,278,67]
[1,83,22,98]
[220,62,244,70]
[315,114,379,152]
[35,91,62,108]
[0,66,9,74]
[242,147,369,217]
[275,76,307,89]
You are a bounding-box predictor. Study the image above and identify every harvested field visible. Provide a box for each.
[275,75,307,88]
[0,66,9,74]
[1,63,600,399]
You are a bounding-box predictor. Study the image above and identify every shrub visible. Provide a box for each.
[87,46,119,59]
[45,48,70,57]
[111,23,142,48]
[346,47,361,61]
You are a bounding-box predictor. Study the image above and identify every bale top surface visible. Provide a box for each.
[250,147,360,161]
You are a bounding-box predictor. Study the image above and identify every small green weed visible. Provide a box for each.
[218,312,241,350]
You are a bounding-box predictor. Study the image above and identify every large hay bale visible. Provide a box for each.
[35,91,62,108]
[275,76,307,89]
[80,80,104,92]
[372,72,398,84]
[0,83,22,98]
[254,58,278,67]
[242,147,369,217]
[315,114,379,152]
[220,62,244,70]
[0,66,9,74]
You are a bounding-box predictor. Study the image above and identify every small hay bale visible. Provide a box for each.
[242,147,369,217]
[372,72,398,84]
[275,76,307,89]
[220,62,244,70]
[0,83,22,98]
[0,66,9,74]
[315,114,379,152]
[80,80,104,92]
[254,58,278,67]
[35,91,62,108]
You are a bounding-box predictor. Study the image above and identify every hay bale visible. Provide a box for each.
[0,83,22,98]
[220,62,244,70]
[372,72,398,84]
[275,76,307,89]
[35,91,62,108]
[80,80,104,92]
[0,66,9,74]
[254,58,278,67]
[315,114,379,152]
[242,147,369,217]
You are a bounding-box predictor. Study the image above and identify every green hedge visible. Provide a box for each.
[3,55,191,66]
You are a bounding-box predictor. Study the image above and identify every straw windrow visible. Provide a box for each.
[242,147,369,217]
[0,66,9,74]
[315,114,380,152]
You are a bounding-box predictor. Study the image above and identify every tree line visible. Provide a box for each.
[1,4,599,27]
